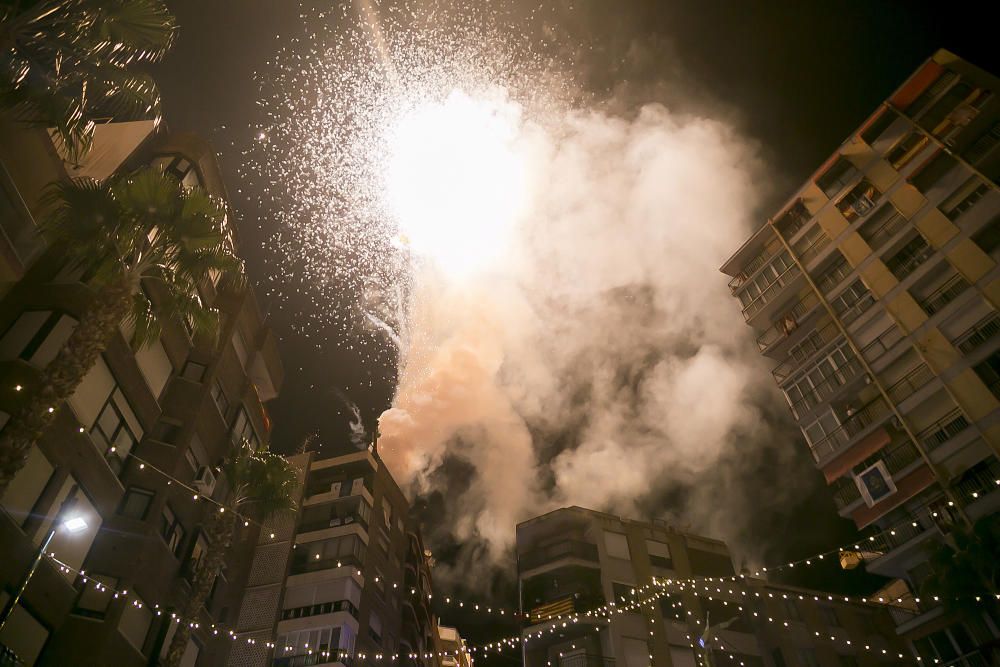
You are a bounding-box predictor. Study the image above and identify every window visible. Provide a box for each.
[884,234,932,281]
[186,533,209,579]
[907,71,959,118]
[819,605,841,627]
[737,251,795,312]
[830,280,874,325]
[151,419,182,445]
[857,204,907,250]
[373,568,385,595]
[919,81,987,139]
[119,487,155,520]
[0,595,48,666]
[74,574,118,618]
[118,596,153,653]
[963,121,1000,165]
[972,214,1000,256]
[0,310,76,367]
[940,177,990,220]
[775,201,810,238]
[783,597,801,621]
[836,179,880,222]
[604,531,630,560]
[382,502,392,526]
[973,351,1000,399]
[910,151,959,194]
[861,109,895,147]
[160,504,186,557]
[231,407,260,449]
[792,224,828,263]
[180,360,207,382]
[152,154,202,190]
[612,581,636,605]
[90,388,141,475]
[646,539,672,569]
[688,548,734,577]
[887,131,931,170]
[814,254,852,294]
[290,534,367,574]
[377,531,390,555]
[783,343,858,418]
[275,626,341,663]
[211,379,229,419]
[817,157,859,199]
[368,610,383,645]
[798,648,819,667]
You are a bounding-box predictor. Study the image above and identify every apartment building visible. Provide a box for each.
[516,507,909,667]
[720,49,1000,665]
[227,447,443,667]
[0,128,283,666]
[437,626,470,667]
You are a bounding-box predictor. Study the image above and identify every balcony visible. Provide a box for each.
[273,653,351,667]
[756,290,820,352]
[865,515,929,552]
[728,248,778,292]
[858,206,909,252]
[885,363,934,405]
[952,312,1000,354]
[836,180,881,222]
[771,320,841,383]
[787,356,865,421]
[917,409,970,452]
[289,553,363,577]
[519,540,599,572]
[832,477,862,509]
[527,593,604,624]
[558,655,616,667]
[811,396,892,462]
[859,325,905,366]
[917,275,970,316]
[885,234,934,281]
[740,263,801,321]
[280,599,359,622]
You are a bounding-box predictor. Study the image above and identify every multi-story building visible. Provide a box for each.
[0,127,283,666]
[437,626,470,667]
[720,49,1000,664]
[516,507,910,667]
[227,446,442,667]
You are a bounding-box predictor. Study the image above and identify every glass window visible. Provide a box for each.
[90,389,141,475]
[604,531,630,560]
[972,214,1000,256]
[231,407,260,449]
[940,177,990,221]
[909,151,959,194]
[973,351,1000,399]
[836,179,880,222]
[118,595,153,653]
[857,204,907,250]
[816,157,859,199]
[74,574,118,618]
[160,504,185,557]
[211,380,229,419]
[119,487,155,520]
[181,360,207,382]
[887,131,931,170]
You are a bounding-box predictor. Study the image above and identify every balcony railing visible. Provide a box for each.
[885,235,933,281]
[837,291,877,328]
[918,408,970,451]
[885,363,934,404]
[882,439,921,475]
[273,652,352,667]
[519,540,599,572]
[788,357,864,420]
[756,290,820,351]
[810,397,891,462]
[794,230,831,266]
[771,320,841,383]
[558,655,616,667]
[728,248,778,292]
[917,275,971,316]
[741,263,802,321]
[280,598,359,622]
[866,516,928,552]
[859,208,909,251]
[860,325,905,364]
[953,312,1000,354]
[299,510,369,534]
[832,477,862,509]
[952,459,1000,502]
[527,594,604,624]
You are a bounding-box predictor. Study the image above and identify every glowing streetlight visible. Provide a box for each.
[0,486,85,631]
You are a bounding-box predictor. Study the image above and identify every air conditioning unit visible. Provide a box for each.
[193,466,217,496]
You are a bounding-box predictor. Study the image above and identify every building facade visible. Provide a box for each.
[0,127,282,666]
[517,507,910,667]
[227,447,442,667]
[720,49,1000,665]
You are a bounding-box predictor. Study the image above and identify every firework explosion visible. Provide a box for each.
[248,1,779,587]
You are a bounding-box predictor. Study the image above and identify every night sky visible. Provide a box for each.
[153,0,999,655]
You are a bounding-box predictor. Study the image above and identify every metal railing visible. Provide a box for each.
[755,290,819,351]
[858,209,909,251]
[885,235,933,281]
[741,263,802,321]
[917,275,970,316]
[865,517,927,552]
[810,396,891,462]
[832,478,862,509]
[788,357,864,420]
[771,320,841,383]
[859,324,905,363]
[519,540,599,572]
[918,408,970,451]
[885,363,934,404]
[728,248,777,292]
[835,289,877,328]
[953,312,1000,354]
[953,459,1000,502]
[882,439,921,474]
[794,230,831,265]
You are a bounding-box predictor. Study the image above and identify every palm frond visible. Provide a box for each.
[224,443,298,521]
[90,0,177,64]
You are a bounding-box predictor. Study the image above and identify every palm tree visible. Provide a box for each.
[163,442,298,667]
[921,514,1000,617]
[0,167,242,493]
[0,0,177,164]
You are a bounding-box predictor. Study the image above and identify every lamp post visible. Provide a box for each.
[0,485,85,632]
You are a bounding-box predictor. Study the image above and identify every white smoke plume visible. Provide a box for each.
[378,98,784,573]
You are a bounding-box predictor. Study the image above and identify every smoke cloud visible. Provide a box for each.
[378,91,790,582]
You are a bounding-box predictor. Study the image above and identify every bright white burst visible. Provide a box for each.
[244,1,566,349]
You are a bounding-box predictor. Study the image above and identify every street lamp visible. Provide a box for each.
[0,485,85,632]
